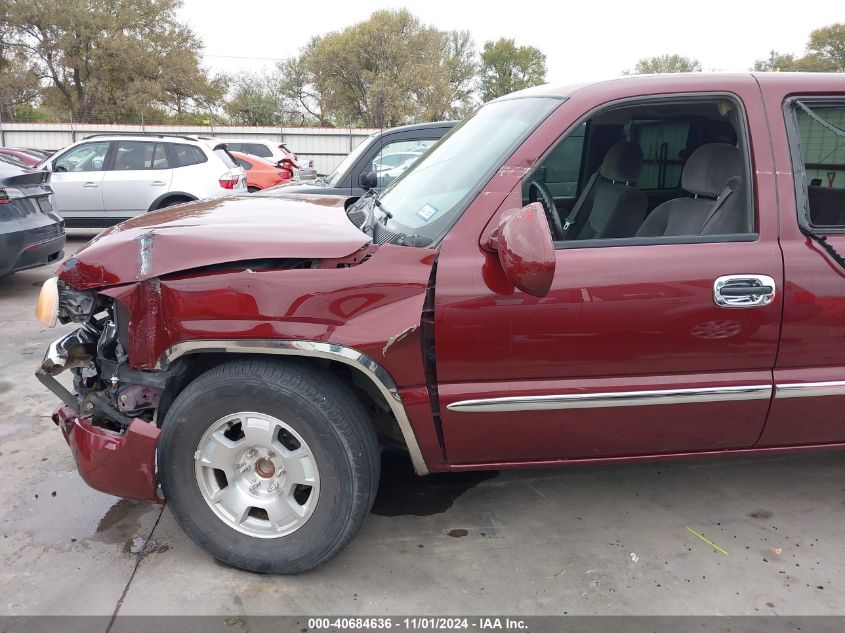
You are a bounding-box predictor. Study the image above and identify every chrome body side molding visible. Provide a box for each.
[775,381,845,399]
[446,384,773,413]
[157,339,429,475]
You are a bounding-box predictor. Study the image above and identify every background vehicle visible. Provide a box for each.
[231,150,294,191]
[37,134,246,227]
[0,147,42,167]
[263,121,455,200]
[222,139,299,166]
[35,73,845,575]
[0,162,64,277]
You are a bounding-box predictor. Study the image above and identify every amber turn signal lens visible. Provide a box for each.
[36,277,59,328]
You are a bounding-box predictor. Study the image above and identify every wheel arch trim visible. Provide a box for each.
[148,191,198,211]
[156,339,429,475]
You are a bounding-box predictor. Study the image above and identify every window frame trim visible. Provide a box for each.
[519,91,757,250]
[783,95,845,235]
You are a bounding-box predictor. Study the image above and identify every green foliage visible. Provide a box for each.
[629,54,702,74]
[753,23,845,72]
[300,9,477,127]
[479,38,546,102]
[2,0,223,122]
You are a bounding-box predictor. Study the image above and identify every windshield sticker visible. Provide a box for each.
[416,203,439,222]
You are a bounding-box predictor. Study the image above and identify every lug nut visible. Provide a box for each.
[248,479,260,491]
[237,463,249,473]
[266,450,276,458]
[276,468,285,477]
[246,448,257,459]
[267,482,279,492]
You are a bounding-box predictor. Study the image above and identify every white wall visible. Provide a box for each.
[0,123,380,174]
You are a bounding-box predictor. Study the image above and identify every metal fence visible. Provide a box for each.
[0,122,380,174]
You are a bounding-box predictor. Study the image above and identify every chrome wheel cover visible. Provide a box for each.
[194,412,320,538]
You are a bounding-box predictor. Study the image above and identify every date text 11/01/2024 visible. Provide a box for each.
[307,618,528,630]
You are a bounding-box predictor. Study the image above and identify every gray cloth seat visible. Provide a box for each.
[573,141,647,240]
[636,143,745,237]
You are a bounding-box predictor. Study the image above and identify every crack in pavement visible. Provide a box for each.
[105,505,166,632]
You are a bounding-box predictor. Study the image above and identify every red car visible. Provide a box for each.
[230,150,294,192]
[35,73,845,573]
[0,147,41,167]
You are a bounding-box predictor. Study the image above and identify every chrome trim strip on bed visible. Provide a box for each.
[775,381,845,399]
[446,384,773,413]
[156,340,429,475]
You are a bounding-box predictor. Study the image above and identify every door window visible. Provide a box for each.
[169,144,207,167]
[247,143,273,158]
[54,142,110,172]
[111,141,170,170]
[524,97,753,245]
[789,101,845,227]
[371,139,436,187]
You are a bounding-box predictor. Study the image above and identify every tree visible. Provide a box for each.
[300,9,476,127]
[479,38,546,102]
[4,0,222,122]
[629,54,702,74]
[753,51,804,72]
[752,23,845,72]
[275,56,326,126]
[806,23,845,71]
[224,72,283,126]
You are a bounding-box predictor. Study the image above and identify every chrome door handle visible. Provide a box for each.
[714,275,776,307]
[83,182,99,188]
[151,181,166,186]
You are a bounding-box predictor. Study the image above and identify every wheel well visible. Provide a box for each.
[157,352,408,450]
[153,195,194,211]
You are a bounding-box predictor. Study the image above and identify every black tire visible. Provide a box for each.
[158,358,380,573]
[247,186,260,193]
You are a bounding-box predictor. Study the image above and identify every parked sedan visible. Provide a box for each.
[261,121,456,199]
[231,151,294,191]
[0,162,65,277]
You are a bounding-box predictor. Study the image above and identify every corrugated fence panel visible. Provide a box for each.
[0,123,378,174]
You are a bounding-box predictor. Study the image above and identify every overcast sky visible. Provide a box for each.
[180,0,843,84]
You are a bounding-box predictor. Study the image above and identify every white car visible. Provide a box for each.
[38,134,246,227]
[217,139,298,165]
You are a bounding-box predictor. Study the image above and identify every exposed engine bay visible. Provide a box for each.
[36,280,164,432]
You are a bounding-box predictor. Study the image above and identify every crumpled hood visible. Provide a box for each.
[58,194,370,289]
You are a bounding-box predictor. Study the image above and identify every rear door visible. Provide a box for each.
[758,83,845,446]
[48,141,111,223]
[102,141,173,219]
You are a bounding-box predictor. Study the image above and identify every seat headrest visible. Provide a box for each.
[682,143,742,197]
[600,142,643,182]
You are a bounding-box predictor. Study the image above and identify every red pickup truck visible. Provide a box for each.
[35,73,845,573]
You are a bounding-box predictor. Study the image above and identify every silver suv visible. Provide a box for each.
[38,134,246,227]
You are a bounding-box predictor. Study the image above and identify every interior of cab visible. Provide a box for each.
[522,98,754,243]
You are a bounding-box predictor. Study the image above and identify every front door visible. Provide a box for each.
[434,87,783,466]
[49,141,111,223]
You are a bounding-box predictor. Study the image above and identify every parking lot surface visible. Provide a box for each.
[1,233,844,618]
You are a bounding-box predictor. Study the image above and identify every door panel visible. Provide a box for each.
[103,141,173,218]
[435,240,783,464]
[49,141,110,220]
[758,88,845,445]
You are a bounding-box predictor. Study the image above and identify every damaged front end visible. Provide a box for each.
[35,279,162,502]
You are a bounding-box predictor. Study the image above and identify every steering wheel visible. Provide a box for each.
[527,180,564,240]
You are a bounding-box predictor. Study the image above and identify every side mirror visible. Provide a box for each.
[485,203,555,298]
[359,170,378,190]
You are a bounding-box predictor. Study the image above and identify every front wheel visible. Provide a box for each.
[158,359,380,573]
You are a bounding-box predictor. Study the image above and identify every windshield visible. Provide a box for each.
[326,134,377,187]
[377,97,562,244]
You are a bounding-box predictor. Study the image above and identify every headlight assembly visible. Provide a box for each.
[36,277,59,328]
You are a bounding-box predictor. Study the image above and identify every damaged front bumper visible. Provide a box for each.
[52,405,162,503]
[37,329,164,503]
